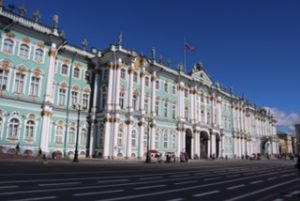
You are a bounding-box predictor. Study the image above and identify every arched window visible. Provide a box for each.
[3,39,14,53]
[35,48,44,63]
[72,90,78,105]
[56,126,63,144]
[25,120,35,139]
[69,128,75,145]
[131,130,137,147]
[117,127,123,147]
[155,129,159,149]
[80,129,87,146]
[121,69,126,79]
[163,130,168,149]
[59,88,66,105]
[0,68,9,90]
[19,44,29,58]
[74,67,80,78]
[83,94,89,109]
[8,118,19,138]
[61,64,68,75]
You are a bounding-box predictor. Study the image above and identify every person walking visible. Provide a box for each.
[295,156,300,174]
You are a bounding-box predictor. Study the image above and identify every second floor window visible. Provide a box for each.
[59,88,66,105]
[184,106,189,120]
[164,102,168,118]
[145,77,149,87]
[144,97,149,113]
[164,82,168,93]
[72,91,78,105]
[29,77,40,96]
[155,80,160,90]
[132,95,138,111]
[133,72,138,82]
[0,69,9,90]
[83,94,89,109]
[155,100,159,116]
[14,73,25,93]
[74,68,80,78]
[172,104,176,119]
[121,69,126,79]
[119,93,125,109]
[8,118,19,138]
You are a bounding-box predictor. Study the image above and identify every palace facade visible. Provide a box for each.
[0,4,279,159]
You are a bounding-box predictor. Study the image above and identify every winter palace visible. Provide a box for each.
[0,3,279,160]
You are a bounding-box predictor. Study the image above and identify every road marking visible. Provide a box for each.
[174,180,198,185]
[38,182,80,187]
[0,185,19,189]
[170,174,189,178]
[139,176,163,180]
[285,190,300,197]
[73,189,124,197]
[224,178,300,201]
[97,179,129,183]
[226,174,239,178]
[165,198,184,201]
[267,177,277,181]
[193,190,220,197]
[6,196,56,201]
[226,184,245,190]
[250,180,263,184]
[0,168,294,197]
[134,184,166,190]
[204,177,221,181]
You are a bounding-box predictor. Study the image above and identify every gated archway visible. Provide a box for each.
[200,131,209,159]
[185,129,192,159]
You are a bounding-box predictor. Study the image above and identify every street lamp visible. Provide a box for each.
[145,116,151,163]
[73,103,83,162]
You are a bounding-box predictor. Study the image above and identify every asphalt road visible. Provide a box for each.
[0,159,299,201]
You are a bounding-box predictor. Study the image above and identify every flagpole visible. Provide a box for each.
[183,37,186,72]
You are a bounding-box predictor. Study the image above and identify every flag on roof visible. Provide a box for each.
[184,42,196,52]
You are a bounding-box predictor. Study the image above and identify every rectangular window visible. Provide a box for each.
[14,73,25,93]
[145,77,149,87]
[72,91,78,105]
[119,93,124,109]
[164,102,168,118]
[144,97,149,113]
[172,85,176,94]
[29,77,40,96]
[83,94,89,109]
[172,104,176,119]
[59,88,66,105]
[164,82,168,93]
[0,69,9,90]
[184,107,189,120]
[155,80,160,90]
[155,100,159,116]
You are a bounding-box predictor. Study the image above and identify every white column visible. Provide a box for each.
[107,65,114,110]
[138,123,145,158]
[89,122,96,158]
[140,73,145,113]
[150,126,156,150]
[103,120,111,159]
[112,120,119,158]
[45,43,57,103]
[126,123,132,158]
[204,95,207,124]
[176,130,182,158]
[195,132,200,157]
[211,133,216,157]
[190,89,194,122]
[128,69,134,112]
[40,114,51,154]
[207,137,211,158]
[218,100,222,127]
[115,66,121,110]
[151,75,156,115]
[221,135,225,158]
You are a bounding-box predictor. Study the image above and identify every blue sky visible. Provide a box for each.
[4,0,300,133]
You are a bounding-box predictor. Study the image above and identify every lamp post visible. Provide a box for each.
[73,103,81,162]
[145,116,151,163]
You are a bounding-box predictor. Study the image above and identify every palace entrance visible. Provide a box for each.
[200,131,209,159]
[185,129,192,159]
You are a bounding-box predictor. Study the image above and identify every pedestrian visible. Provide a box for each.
[295,157,300,174]
[16,143,20,155]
